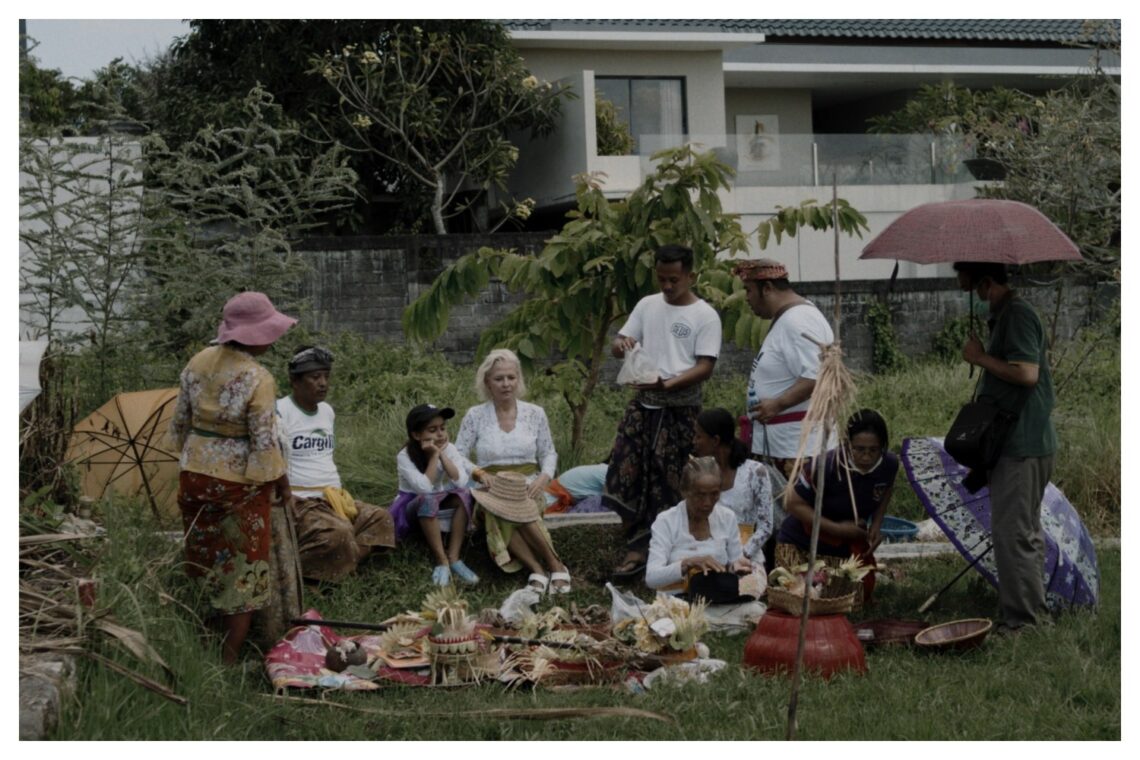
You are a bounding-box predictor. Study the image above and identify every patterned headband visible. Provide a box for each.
[288,346,334,375]
[731,259,789,282]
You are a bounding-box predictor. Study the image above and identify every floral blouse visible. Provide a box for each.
[719,459,776,560]
[453,400,557,482]
[169,344,286,485]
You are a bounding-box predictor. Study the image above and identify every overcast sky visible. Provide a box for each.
[23,19,190,81]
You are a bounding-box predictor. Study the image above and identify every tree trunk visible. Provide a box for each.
[431,172,447,235]
[569,319,613,452]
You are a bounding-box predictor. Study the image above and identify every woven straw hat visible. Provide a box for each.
[471,471,540,523]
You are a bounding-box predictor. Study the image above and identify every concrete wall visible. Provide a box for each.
[296,234,1116,376]
[295,233,548,365]
[511,47,727,201]
[729,180,985,282]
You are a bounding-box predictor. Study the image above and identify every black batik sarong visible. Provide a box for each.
[603,400,699,553]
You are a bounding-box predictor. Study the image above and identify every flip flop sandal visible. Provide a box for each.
[527,573,550,594]
[550,571,572,594]
[612,555,647,580]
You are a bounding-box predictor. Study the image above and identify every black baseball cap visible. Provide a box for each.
[406,404,456,435]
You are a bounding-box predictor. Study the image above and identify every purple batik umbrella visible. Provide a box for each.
[901,437,1099,610]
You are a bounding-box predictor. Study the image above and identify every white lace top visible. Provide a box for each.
[453,400,557,481]
[719,459,776,559]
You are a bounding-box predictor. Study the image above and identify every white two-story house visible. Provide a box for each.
[501,19,1120,281]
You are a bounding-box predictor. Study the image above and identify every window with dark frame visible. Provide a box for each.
[595,76,687,155]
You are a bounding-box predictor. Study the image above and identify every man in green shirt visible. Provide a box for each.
[954,262,1056,634]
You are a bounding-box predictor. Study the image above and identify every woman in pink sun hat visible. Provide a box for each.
[169,291,297,664]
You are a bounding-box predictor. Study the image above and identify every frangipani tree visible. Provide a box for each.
[404,144,869,450]
[313,22,567,234]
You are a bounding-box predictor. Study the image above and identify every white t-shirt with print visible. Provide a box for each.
[276,396,341,498]
[618,293,722,379]
[748,302,834,458]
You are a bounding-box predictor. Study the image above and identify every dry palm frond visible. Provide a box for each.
[516,606,571,640]
[375,622,426,658]
[420,585,467,619]
[19,524,178,704]
[84,650,187,706]
[836,554,873,583]
[785,338,858,500]
[264,693,675,723]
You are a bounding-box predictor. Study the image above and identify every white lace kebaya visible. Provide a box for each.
[453,400,557,482]
[718,459,776,561]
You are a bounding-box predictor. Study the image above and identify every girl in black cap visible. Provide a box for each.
[390,404,479,587]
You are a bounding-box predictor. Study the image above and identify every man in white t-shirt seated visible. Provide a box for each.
[277,346,395,582]
[604,244,723,580]
[732,259,834,477]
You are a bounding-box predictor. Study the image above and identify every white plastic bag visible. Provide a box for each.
[605,582,653,624]
[499,587,542,625]
[616,345,659,386]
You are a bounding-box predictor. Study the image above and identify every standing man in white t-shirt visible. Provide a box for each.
[277,346,395,582]
[732,259,834,477]
[605,244,722,580]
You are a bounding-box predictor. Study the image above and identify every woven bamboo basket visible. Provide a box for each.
[767,586,856,616]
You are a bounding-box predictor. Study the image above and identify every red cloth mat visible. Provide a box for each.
[265,609,431,690]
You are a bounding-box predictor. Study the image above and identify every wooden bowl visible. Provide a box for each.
[854,618,928,647]
[915,618,993,651]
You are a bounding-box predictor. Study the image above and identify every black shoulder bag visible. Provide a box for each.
[944,297,1033,491]
[945,374,1030,492]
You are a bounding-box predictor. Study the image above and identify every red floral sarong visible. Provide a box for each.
[179,471,273,615]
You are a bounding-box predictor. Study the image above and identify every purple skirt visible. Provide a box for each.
[389,488,475,541]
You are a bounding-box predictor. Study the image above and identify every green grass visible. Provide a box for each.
[42,317,1119,738]
[52,502,1120,740]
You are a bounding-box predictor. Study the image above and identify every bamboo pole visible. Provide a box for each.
[833,174,841,333]
[785,416,833,741]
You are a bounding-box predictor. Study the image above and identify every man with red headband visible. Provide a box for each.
[732,258,833,476]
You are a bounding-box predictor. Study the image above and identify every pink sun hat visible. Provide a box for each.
[214,291,297,346]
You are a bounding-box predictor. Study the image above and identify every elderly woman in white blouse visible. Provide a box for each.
[455,349,571,594]
[691,407,777,568]
[646,456,757,594]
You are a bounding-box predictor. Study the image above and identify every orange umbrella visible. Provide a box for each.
[65,388,182,522]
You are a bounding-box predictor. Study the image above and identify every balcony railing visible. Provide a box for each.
[620,133,980,186]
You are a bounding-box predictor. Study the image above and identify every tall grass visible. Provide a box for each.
[33,302,1119,740]
[52,502,1120,740]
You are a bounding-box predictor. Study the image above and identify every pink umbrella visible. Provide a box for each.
[861,199,1082,265]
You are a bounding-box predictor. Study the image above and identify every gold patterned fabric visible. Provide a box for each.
[480,463,555,573]
[169,344,286,485]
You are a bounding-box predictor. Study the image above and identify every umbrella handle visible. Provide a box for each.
[917,544,993,614]
[967,291,977,379]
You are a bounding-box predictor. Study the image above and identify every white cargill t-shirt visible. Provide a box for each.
[618,293,722,380]
[748,302,834,459]
[276,396,341,498]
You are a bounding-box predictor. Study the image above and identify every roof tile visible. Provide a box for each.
[500,19,1119,44]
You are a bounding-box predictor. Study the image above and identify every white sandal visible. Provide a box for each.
[527,573,550,594]
[550,570,572,594]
